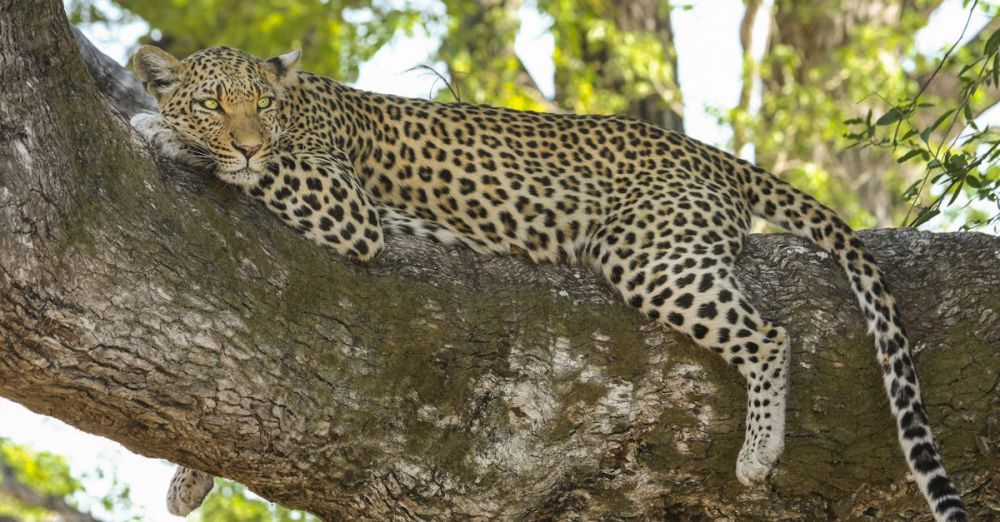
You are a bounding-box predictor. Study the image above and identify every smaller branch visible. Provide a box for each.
[405,64,463,102]
[71,26,154,116]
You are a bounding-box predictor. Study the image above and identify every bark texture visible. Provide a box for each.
[1,2,999,520]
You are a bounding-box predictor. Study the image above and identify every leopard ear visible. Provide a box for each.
[133,45,183,103]
[264,49,301,86]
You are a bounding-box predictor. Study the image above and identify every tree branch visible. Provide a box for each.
[0,3,998,519]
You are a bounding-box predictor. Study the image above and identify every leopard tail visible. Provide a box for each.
[742,162,968,522]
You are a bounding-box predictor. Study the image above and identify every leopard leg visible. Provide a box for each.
[249,151,385,262]
[166,465,214,516]
[599,245,789,484]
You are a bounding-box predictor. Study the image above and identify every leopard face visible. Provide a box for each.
[133,46,300,186]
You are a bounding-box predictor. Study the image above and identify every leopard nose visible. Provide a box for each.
[233,142,262,159]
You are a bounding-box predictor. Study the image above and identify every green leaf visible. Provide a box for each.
[985,27,1000,56]
[876,107,904,125]
[945,153,969,171]
[948,180,966,204]
[958,61,978,76]
[897,148,925,163]
[920,109,956,141]
[992,52,999,86]
[909,209,940,228]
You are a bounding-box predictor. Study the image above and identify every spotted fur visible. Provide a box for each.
[132,45,967,520]
[165,466,214,516]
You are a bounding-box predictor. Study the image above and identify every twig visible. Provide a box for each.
[404,64,462,102]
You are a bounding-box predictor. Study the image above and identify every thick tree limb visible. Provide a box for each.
[0,3,998,519]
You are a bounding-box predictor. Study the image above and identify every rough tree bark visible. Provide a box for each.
[1,2,998,520]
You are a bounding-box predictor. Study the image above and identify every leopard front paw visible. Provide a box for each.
[736,444,772,485]
[131,113,209,169]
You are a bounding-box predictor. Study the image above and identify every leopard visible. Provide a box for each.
[130,44,968,521]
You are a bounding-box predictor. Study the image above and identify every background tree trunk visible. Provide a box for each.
[547,0,684,131]
[438,0,553,108]
[564,0,683,130]
[1,2,998,520]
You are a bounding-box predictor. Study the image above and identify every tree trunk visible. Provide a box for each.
[611,0,683,131]
[1,2,998,520]
[549,0,684,131]
[438,0,553,109]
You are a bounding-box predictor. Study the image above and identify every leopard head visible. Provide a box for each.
[133,45,300,185]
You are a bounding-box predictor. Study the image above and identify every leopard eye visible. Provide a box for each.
[200,99,221,111]
[257,97,273,110]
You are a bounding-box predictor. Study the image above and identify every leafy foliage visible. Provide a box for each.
[726,1,956,229]
[0,437,313,521]
[1,439,82,498]
[0,439,83,520]
[66,0,425,81]
[435,0,548,110]
[845,1,1000,230]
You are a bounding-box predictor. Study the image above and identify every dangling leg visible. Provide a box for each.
[599,245,790,483]
[166,465,214,516]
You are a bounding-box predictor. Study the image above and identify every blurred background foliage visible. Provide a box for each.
[845,1,1000,228]
[66,0,1000,230]
[192,480,317,522]
[68,0,426,83]
[0,437,140,521]
[0,437,312,521]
